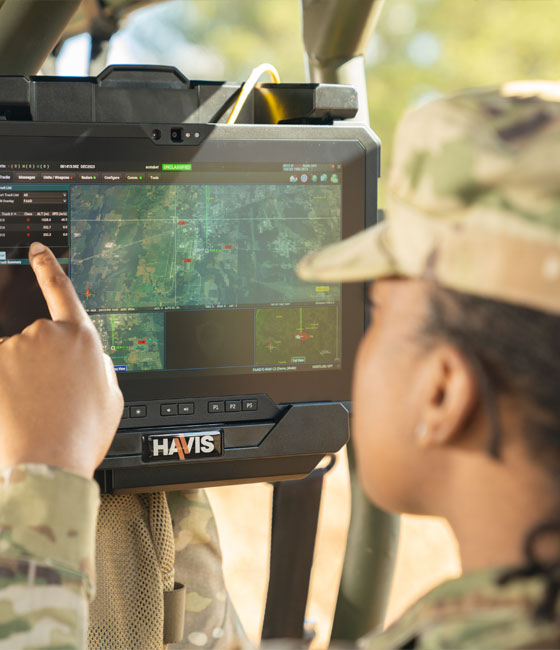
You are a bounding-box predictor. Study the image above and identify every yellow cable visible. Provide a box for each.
[226,63,281,125]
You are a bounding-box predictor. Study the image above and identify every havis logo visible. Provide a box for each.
[144,431,223,461]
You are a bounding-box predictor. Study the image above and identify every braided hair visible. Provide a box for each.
[421,285,560,620]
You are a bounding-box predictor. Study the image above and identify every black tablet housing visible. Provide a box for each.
[0,73,379,492]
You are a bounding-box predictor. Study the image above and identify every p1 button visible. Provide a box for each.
[208,401,224,414]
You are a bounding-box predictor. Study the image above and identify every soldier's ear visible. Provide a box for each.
[415,343,477,449]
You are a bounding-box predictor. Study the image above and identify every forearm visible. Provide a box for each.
[0,464,100,649]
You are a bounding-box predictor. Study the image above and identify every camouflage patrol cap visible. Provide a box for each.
[297,81,560,315]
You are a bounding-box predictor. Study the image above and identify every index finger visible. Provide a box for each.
[29,242,90,324]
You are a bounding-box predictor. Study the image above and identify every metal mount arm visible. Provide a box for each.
[301,0,386,124]
[301,0,401,641]
[0,0,81,75]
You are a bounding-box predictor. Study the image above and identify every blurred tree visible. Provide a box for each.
[106,0,306,81]
[189,0,306,81]
[367,0,560,184]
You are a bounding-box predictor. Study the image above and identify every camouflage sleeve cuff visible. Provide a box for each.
[0,464,100,597]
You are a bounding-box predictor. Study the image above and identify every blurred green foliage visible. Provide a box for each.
[123,0,560,188]
[189,0,306,81]
[367,0,560,181]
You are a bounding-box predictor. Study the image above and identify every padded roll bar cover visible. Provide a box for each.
[301,0,386,65]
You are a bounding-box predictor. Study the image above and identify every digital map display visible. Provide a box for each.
[70,183,342,373]
[70,184,341,309]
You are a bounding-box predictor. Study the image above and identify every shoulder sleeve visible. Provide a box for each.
[0,464,100,649]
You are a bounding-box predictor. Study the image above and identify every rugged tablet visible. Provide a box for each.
[0,120,379,491]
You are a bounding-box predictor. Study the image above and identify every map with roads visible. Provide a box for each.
[89,312,164,372]
[69,182,342,371]
[70,183,341,310]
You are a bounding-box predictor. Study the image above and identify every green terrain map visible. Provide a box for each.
[70,183,341,371]
[255,306,339,366]
[89,312,164,372]
[70,183,341,310]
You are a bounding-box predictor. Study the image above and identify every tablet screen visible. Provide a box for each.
[1,163,341,376]
[0,126,368,402]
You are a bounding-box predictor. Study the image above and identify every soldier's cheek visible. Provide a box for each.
[351,332,401,508]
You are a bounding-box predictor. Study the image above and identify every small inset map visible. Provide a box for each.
[90,312,164,372]
[69,183,341,310]
[256,306,339,366]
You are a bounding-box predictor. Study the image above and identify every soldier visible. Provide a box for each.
[297,79,560,649]
[2,80,560,649]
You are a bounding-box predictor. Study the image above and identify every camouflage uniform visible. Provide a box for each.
[358,569,560,649]
[168,490,251,649]
[0,464,98,648]
[3,82,560,649]
[2,467,559,650]
[0,466,249,650]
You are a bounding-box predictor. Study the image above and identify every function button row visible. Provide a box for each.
[161,402,195,416]
[123,399,257,419]
[208,399,258,414]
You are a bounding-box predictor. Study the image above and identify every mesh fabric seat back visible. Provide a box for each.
[88,493,175,650]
